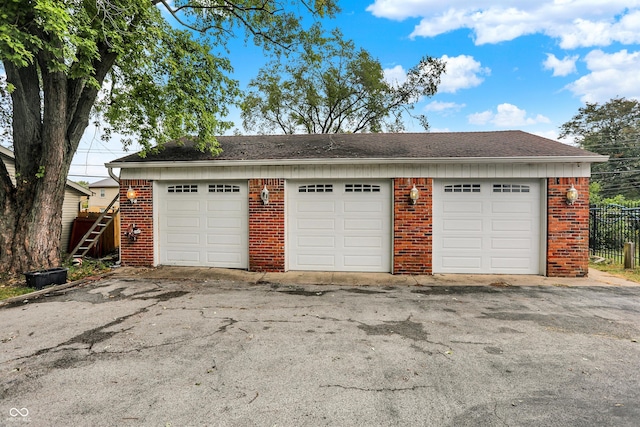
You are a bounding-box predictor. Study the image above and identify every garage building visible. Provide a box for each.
[107,131,607,277]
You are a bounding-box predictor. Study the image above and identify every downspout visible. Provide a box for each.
[108,167,119,183]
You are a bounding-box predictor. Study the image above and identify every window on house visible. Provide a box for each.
[167,184,198,193]
[100,189,105,198]
[209,184,240,193]
[298,184,333,193]
[444,184,481,193]
[345,184,381,193]
[493,184,530,193]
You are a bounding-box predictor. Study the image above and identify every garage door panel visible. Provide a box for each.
[297,236,335,248]
[442,256,482,268]
[443,219,483,231]
[296,200,336,212]
[297,218,335,230]
[344,201,383,213]
[288,180,391,272]
[166,200,200,212]
[167,233,200,245]
[207,200,244,212]
[206,251,243,264]
[491,257,531,269]
[434,180,540,274]
[344,218,382,230]
[207,234,243,245]
[344,255,383,267]
[491,201,533,213]
[159,181,248,268]
[166,217,201,228]
[443,237,482,249]
[491,238,532,250]
[207,217,243,229]
[491,219,532,232]
[344,236,383,248]
[166,250,201,263]
[443,201,483,213]
[296,254,335,267]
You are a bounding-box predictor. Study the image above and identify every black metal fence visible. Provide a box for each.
[589,202,640,263]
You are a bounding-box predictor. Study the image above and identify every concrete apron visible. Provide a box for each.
[107,266,639,288]
[3,267,635,308]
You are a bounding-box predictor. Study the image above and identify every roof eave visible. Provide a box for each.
[107,155,609,169]
[66,180,93,196]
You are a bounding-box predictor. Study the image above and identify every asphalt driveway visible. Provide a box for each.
[1,269,639,426]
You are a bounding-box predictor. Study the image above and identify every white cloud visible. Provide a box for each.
[366,1,640,48]
[467,103,550,127]
[384,55,489,94]
[543,53,578,77]
[424,100,466,113]
[531,130,561,142]
[468,110,494,125]
[566,49,640,102]
[439,55,490,93]
[383,65,408,86]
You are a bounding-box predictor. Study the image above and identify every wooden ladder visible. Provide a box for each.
[68,194,120,259]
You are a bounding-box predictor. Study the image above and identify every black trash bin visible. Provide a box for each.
[24,268,68,290]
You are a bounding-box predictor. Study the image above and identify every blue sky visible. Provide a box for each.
[70,0,640,180]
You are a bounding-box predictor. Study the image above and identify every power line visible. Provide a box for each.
[591,170,640,175]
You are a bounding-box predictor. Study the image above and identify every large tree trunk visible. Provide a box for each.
[0,24,116,274]
[0,59,94,274]
[0,63,71,274]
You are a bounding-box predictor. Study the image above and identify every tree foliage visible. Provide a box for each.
[560,97,640,199]
[241,27,445,134]
[0,0,338,273]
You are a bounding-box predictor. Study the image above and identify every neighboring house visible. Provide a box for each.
[107,131,608,277]
[0,145,92,253]
[88,177,120,212]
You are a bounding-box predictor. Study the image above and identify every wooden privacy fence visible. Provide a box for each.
[68,211,121,258]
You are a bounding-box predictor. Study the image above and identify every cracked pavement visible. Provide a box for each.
[1,274,640,426]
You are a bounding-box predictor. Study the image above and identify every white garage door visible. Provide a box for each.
[433,180,541,274]
[158,182,248,268]
[288,181,391,272]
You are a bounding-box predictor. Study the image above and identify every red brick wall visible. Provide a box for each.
[547,177,590,277]
[393,178,433,274]
[249,178,285,272]
[119,180,154,267]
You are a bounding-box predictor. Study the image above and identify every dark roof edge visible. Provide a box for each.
[107,155,609,169]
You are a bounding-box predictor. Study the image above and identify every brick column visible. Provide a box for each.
[119,179,154,267]
[547,177,590,277]
[393,178,433,274]
[249,178,285,272]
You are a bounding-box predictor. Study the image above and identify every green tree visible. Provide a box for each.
[0,0,337,274]
[559,97,640,199]
[241,27,445,134]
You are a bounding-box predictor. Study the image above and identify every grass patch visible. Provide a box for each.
[0,257,113,302]
[65,258,112,282]
[0,281,35,300]
[590,261,640,283]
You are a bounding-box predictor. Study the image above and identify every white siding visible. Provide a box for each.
[61,189,82,252]
[120,161,592,181]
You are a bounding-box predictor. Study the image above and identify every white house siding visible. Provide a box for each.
[61,189,83,252]
[119,161,592,181]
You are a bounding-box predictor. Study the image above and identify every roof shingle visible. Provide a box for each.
[110,131,602,163]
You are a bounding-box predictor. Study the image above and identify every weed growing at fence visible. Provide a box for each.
[590,261,640,283]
